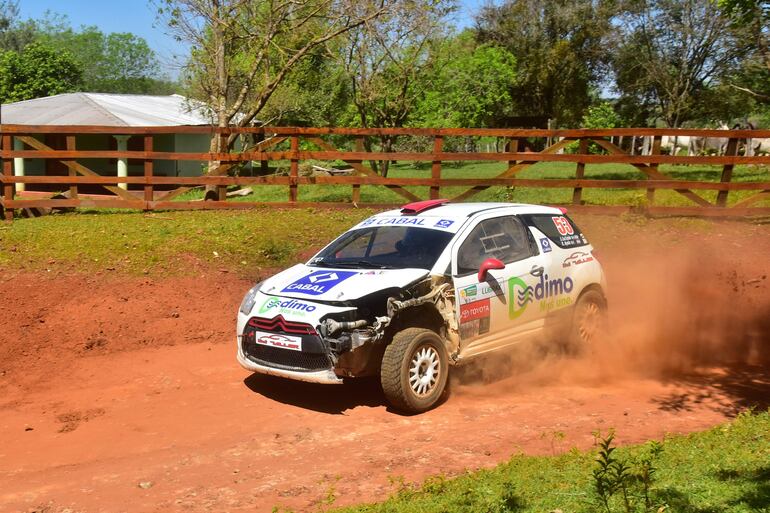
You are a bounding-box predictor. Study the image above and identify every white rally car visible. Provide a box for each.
[237,200,607,413]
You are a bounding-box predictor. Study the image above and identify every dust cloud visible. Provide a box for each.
[452,238,770,394]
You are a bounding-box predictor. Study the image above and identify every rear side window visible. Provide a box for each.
[522,214,588,249]
[457,216,532,275]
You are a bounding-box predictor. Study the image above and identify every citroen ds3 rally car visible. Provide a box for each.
[237,200,607,413]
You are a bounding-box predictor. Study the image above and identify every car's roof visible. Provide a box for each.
[350,202,564,233]
[380,202,562,218]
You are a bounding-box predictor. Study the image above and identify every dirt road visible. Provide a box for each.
[1,215,769,512]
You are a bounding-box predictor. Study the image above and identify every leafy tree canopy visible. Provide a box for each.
[37,18,174,94]
[0,5,175,101]
[0,41,82,102]
[416,33,517,128]
[475,0,617,127]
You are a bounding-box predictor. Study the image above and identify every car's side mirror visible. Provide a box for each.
[477,257,505,282]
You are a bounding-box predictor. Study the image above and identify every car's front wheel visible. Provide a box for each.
[380,328,448,413]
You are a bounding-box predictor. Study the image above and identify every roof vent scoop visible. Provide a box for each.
[400,199,449,215]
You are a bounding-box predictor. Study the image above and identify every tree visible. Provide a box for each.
[39,23,173,94]
[416,32,517,128]
[0,41,82,103]
[717,0,770,106]
[159,0,388,162]
[613,0,748,127]
[720,0,770,69]
[257,44,352,127]
[0,0,36,51]
[475,0,617,127]
[339,0,456,174]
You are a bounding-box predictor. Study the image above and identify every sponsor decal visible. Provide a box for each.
[540,238,552,253]
[562,251,594,268]
[508,274,574,319]
[460,299,491,323]
[460,284,477,299]
[435,219,454,229]
[259,296,317,316]
[458,283,496,305]
[359,217,427,227]
[253,330,302,351]
[282,270,357,296]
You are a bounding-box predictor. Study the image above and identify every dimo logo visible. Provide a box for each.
[508,274,574,319]
[259,297,317,314]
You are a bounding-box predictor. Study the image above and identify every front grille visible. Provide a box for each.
[242,315,331,372]
[242,342,332,372]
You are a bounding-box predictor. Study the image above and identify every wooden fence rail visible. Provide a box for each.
[2,125,770,221]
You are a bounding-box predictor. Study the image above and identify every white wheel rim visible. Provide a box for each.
[409,345,440,396]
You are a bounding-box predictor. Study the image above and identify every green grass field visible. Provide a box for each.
[0,208,374,276]
[332,411,769,513]
[171,160,770,208]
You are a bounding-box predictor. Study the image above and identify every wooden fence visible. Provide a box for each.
[2,125,770,221]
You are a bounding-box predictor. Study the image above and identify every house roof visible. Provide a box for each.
[0,93,214,126]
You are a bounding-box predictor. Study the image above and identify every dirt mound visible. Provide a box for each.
[0,271,250,396]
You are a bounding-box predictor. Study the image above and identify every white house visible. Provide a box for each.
[1,93,216,193]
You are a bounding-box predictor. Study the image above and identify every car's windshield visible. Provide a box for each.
[309,226,454,270]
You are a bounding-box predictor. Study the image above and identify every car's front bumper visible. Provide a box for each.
[236,339,343,384]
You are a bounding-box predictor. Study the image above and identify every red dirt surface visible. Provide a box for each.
[1,215,769,512]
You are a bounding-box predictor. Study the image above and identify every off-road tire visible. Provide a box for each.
[380,328,449,413]
[568,289,607,353]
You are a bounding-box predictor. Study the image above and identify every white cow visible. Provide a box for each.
[661,134,692,156]
[749,137,770,156]
[689,122,731,156]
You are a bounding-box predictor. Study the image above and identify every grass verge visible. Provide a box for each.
[0,208,373,277]
[331,410,769,513]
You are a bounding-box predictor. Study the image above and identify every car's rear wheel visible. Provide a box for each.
[380,328,448,413]
[569,289,607,352]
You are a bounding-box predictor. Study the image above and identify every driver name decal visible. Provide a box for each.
[282,271,357,296]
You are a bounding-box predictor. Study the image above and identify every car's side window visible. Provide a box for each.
[456,216,532,275]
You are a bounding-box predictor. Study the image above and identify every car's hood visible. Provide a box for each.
[258,264,430,302]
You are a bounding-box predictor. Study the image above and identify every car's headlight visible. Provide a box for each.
[239,282,262,315]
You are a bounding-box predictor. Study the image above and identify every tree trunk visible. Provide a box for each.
[380,135,394,178]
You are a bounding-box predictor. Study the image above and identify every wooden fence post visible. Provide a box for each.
[572,138,588,205]
[2,134,14,221]
[65,135,78,200]
[289,135,299,202]
[351,135,364,203]
[217,132,228,201]
[648,135,662,205]
[144,135,154,208]
[431,135,443,200]
[507,137,519,168]
[717,137,738,207]
[256,131,269,175]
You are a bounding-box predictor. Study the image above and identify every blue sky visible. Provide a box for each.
[17,0,488,78]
